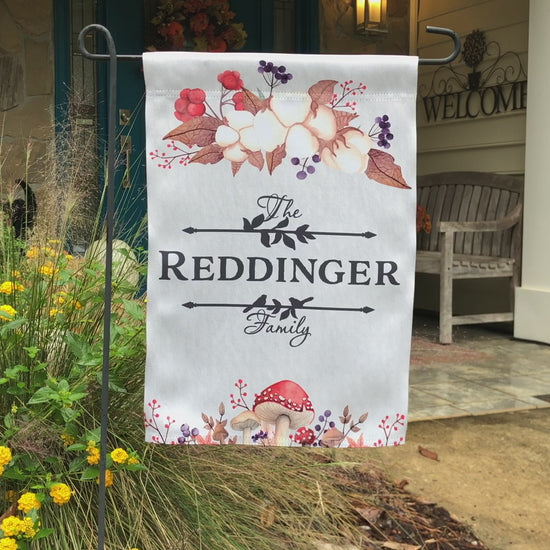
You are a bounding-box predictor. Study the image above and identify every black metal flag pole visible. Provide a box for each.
[76,21,460,550]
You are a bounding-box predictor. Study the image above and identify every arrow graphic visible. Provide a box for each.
[182,301,374,315]
[182,227,376,239]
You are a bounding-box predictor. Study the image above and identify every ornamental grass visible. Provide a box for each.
[0,110,443,550]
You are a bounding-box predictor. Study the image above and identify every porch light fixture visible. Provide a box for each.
[356,0,388,36]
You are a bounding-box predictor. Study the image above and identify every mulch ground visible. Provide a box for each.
[332,462,488,550]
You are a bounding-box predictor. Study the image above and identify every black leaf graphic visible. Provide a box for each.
[304,232,316,240]
[251,214,265,228]
[279,308,291,321]
[243,294,267,313]
[274,218,290,229]
[269,298,282,315]
[272,232,282,244]
[243,218,253,231]
[260,231,271,248]
[282,234,296,249]
[290,296,314,308]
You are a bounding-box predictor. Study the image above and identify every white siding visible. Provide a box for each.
[415,0,529,175]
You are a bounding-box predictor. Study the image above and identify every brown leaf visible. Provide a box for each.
[366,149,411,189]
[201,412,210,424]
[358,412,369,423]
[247,150,265,171]
[266,143,286,175]
[382,542,421,550]
[219,402,225,417]
[334,109,359,130]
[342,405,350,417]
[231,161,243,176]
[418,445,439,461]
[241,88,268,115]
[0,502,17,522]
[354,504,383,524]
[189,144,224,166]
[308,79,338,105]
[397,479,409,490]
[163,116,222,147]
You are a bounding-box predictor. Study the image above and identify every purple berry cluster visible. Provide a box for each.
[291,154,321,180]
[251,430,269,443]
[374,115,393,149]
[258,60,293,89]
[178,423,199,444]
[314,409,335,433]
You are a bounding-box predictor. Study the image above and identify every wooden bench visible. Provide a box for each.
[416,172,523,344]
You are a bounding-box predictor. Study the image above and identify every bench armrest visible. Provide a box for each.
[438,204,522,234]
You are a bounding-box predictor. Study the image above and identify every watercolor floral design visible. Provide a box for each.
[144,378,405,447]
[149,60,411,189]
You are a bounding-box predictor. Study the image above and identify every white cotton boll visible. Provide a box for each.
[215,125,240,147]
[285,124,319,158]
[304,105,337,141]
[253,109,288,152]
[270,95,312,126]
[333,142,368,174]
[225,110,255,131]
[223,143,248,162]
[239,126,261,152]
[320,147,339,170]
[343,129,373,154]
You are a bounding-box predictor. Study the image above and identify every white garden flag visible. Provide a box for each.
[143,52,417,447]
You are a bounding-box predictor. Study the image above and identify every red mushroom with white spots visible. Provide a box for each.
[253,380,315,446]
[293,427,316,446]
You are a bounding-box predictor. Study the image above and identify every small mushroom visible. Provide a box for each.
[253,380,314,446]
[320,426,345,448]
[293,427,316,446]
[230,410,260,445]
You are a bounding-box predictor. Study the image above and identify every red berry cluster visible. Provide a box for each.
[217,70,243,90]
[232,91,245,111]
[174,88,206,122]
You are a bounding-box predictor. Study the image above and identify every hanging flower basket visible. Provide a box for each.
[150,0,247,52]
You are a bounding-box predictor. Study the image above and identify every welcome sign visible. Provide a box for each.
[143,52,417,447]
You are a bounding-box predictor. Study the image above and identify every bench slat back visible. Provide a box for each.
[417,172,523,259]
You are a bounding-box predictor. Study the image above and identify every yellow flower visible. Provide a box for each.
[0,446,12,467]
[20,516,37,538]
[49,308,63,317]
[127,456,139,465]
[96,469,113,487]
[26,246,40,259]
[10,271,20,278]
[110,448,129,464]
[87,447,100,465]
[71,299,82,310]
[39,264,59,277]
[0,516,24,536]
[65,254,74,261]
[61,433,75,446]
[4,490,17,503]
[0,466,4,476]
[0,537,18,550]
[49,483,72,505]
[56,291,68,305]
[17,492,41,513]
[0,305,16,321]
[48,239,61,245]
[41,246,55,257]
[0,281,24,294]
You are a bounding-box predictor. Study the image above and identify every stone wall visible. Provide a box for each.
[320,0,410,54]
[0,0,53,191]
